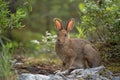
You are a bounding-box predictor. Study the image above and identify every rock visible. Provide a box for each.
[54,66,113,80]
[113,76,120,80]
[19,66,120,80]
[19,73,50,80]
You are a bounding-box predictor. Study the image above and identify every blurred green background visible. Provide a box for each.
[10,0,81,42]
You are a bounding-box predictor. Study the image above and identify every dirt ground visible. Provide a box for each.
[12,55,61,75]
[14,63,61,75]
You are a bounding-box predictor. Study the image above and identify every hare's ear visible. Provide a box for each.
[54,18,63,30]
[66,18,75,32]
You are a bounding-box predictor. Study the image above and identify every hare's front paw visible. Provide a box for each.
[54,70,61,74]
[55,69,69,75]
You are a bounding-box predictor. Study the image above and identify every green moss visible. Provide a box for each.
[105,62,120,73]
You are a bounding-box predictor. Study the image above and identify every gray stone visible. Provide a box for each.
[19,73,50,80]
[19,66,120,80]
[113,76,120,80]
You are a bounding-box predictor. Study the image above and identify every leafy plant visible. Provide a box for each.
[0,42,15,79]
[0,2,26,33]
[76,25,86,38]
[41,31,57,54]
[78,0,120,42]
[0,0,28,79]
[22,31,57,57]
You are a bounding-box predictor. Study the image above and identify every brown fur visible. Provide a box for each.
[54,18,101,70]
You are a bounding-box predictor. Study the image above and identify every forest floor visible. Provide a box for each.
[12,54,62,75]
[12,53,120,76]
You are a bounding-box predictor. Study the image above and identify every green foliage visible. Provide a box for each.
[0,42,16,79]
[41,31,56,54]
[10,8,26,29]
[0,1,9,33]
[0,1,26,33]
[23,31,56,55]
[78,0,120,42]
[76,25,86,38]
[0,0,28,79]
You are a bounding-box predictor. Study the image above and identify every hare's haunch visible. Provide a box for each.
[54,18,101,70]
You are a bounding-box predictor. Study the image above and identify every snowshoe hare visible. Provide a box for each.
[54,18,101,70]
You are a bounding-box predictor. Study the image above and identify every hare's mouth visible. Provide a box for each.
[57,42,63,45]
[56,42,64,45]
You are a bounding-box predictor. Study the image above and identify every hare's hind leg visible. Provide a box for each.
[83,44,100,68]
[84,58,90,68]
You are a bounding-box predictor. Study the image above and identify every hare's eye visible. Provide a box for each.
[65,34,67,37]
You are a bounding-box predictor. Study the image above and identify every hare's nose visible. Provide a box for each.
[57,39,60,42]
